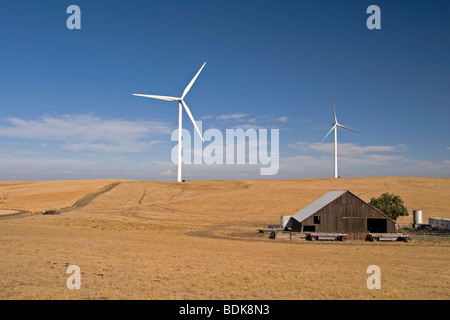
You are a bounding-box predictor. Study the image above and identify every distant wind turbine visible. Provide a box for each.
[133,62,206,182]
[322,95,360,178]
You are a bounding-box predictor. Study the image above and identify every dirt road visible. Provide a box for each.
[64,181,122,211]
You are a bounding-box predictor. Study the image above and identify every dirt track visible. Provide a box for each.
[0,209,32,220]
[0,181,123,219]
[64,182,122,211]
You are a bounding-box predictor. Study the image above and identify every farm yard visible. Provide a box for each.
[0,177,449,300]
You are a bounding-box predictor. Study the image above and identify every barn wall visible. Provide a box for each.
[299,192,396,239]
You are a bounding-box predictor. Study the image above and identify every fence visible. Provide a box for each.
[396,226,450,242]
[408,232,450,242]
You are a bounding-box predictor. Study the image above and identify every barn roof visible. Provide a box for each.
[292,190,347,223]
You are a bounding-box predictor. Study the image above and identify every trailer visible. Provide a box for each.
[306,233,348,241]
[365,233,411,242]
[267,230,306,240]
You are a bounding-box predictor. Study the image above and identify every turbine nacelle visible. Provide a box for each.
[133,62,207,143]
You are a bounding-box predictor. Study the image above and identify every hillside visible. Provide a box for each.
[1,177,449,225]
[0,177,449,300]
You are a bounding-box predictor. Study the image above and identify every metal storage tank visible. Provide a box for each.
[413,210,423,227]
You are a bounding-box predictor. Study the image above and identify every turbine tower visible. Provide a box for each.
[322,95,360,178]
[133,62,206,182]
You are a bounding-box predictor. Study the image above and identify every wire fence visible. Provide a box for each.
[408,232,450,242]
[397,226,450,242]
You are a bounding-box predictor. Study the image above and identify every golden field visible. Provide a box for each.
[0,177,449,300]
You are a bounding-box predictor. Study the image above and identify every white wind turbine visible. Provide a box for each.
[133,62,206,182]
[322,95,360,178]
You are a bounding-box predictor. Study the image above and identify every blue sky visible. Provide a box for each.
[0,0,449,181]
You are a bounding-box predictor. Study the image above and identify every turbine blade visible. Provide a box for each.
[329,95,338,124]
[322,125,336,143]
[182,62,207,99]
[337,123,360,134]
[133,94,179,101]
[181,100,204,142]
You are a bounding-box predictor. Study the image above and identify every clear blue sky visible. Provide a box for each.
[0,0,449,181]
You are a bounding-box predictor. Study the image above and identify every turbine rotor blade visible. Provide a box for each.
[337,123,360,134]
[182,62,207,99]
[329,95,338,124]
[133,94,180,101]
[322,125,336,143]
[181,100,204,142]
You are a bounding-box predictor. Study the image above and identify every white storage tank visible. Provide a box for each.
[413,210,423,227]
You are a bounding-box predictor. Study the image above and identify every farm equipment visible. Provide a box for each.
[365,233,411,242]
[266,230,306,240]
[306,233,348,241]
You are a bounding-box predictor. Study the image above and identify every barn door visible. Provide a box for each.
[367,219,387,233]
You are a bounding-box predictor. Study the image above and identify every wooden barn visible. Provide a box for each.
[282,190,397,240]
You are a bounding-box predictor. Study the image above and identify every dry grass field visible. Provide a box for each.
[0,177,449,300]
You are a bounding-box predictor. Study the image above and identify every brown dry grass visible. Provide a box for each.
[0,177,449,300]
[0,179,125,213]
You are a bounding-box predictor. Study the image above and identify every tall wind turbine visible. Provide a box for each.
[133,62,206,182]
[322,95,360,178]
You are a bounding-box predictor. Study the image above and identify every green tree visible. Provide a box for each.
[369,192,409,221]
